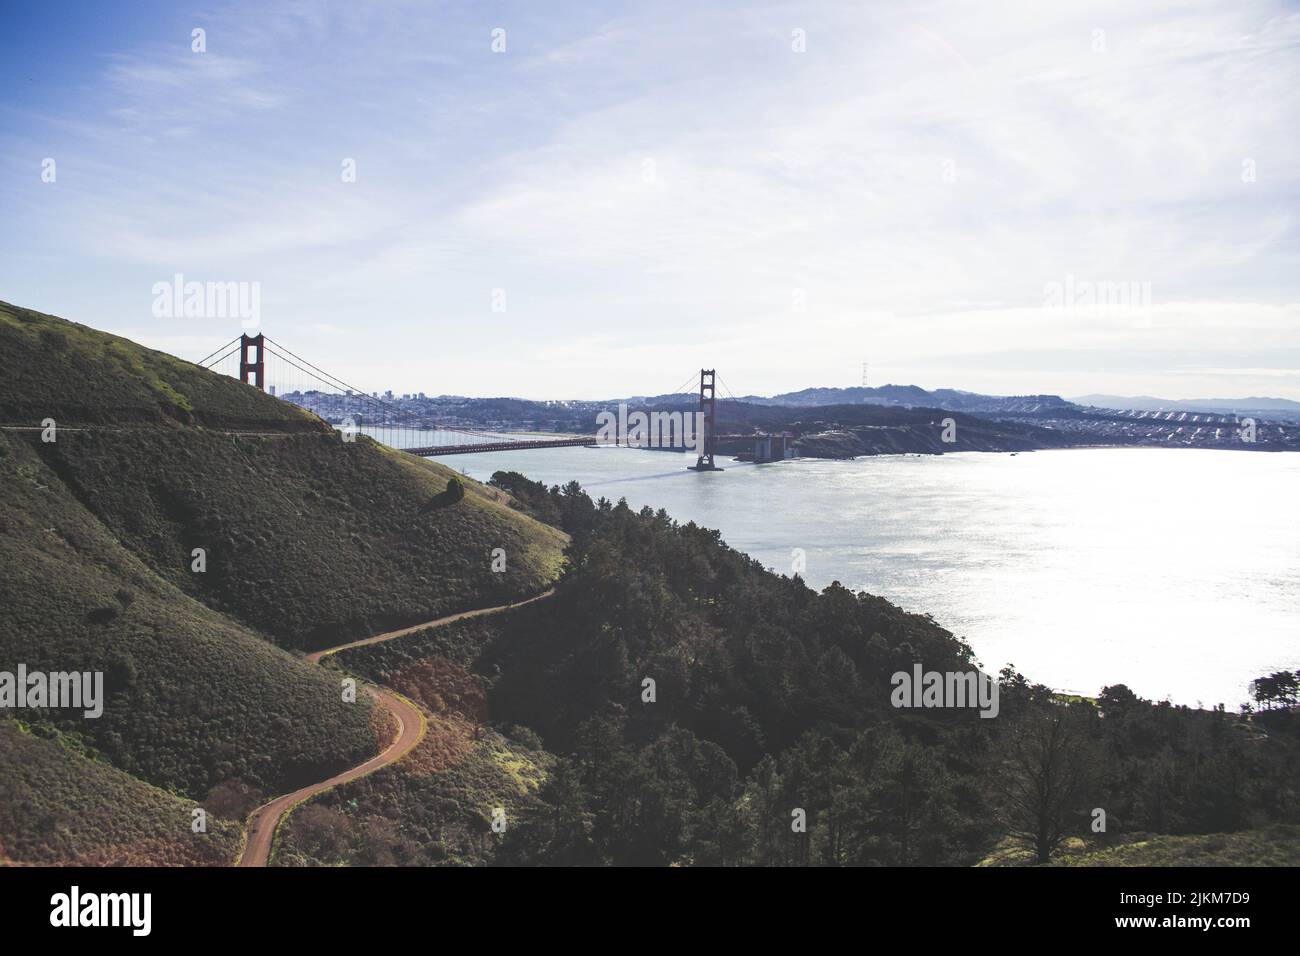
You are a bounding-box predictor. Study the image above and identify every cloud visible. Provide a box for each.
[1,0,1297,399]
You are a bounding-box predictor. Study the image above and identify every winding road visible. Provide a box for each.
[235,589,555,867]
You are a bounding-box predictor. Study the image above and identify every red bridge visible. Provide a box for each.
[198,334,734,467]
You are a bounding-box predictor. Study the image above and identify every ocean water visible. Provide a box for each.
[435,441,1298,708]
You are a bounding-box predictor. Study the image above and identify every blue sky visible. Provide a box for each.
[2,0,1298,399]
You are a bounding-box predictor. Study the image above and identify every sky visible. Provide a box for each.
[2,0,1299,400]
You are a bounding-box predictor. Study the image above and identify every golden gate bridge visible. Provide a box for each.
[196,333,751,468]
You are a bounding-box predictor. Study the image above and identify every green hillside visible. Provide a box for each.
[0,302,315,429]
[31,428,565,649]
[976,824,1300,867]
[0,301,566,650]
[0,721,243,866]
[1049,826,1300,867]
[1,427,385,798]
[0,301,567,863]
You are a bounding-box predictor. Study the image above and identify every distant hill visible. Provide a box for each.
[715,384,1078,415]
[1074,393,1300,420]
[0,300,566,863]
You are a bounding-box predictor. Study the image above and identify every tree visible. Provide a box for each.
[989,702,1101,863]
[1250,671,1298,711]
[1098,683,1141,717]
[422,476,465,509]
[496,762,600,866]
[742,756,791,866]
[823,726,958,866]
[291,805,353,862]
[203,778,263,820]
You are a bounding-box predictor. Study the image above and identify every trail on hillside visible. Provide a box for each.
[304,589,555,664]
[235,589,555,867]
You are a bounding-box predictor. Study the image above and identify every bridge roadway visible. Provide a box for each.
[404,436,600,456]
[402,434,768,457]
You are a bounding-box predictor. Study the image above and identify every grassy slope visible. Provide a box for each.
[270,721,552,866]
[0,721,243,866]
[1,301,566,650]
[0,301,314,429]
[1050,826,1300,867]
[31,428,566,649]
[0,430,381,798]
[977,825,1300,867]
[0,301,567,863]
[271,611,558,865]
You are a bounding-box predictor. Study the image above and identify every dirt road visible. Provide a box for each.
[235,589,554,867]
[305,589,555,664]
[237,686,423,867]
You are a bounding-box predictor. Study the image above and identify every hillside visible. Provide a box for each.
[750,384,1076,415]
[1074,393,1300,421]
[978,824,1300,867]
[271,477,998,866]
[1050,825,1300,867]
[0,303,316,430]
[31,429,565,649]
[0,300,567,863]
[1,427,382,798]
[0,720,244,866]
[0,301,567,649]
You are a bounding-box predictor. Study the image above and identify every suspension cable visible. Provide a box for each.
[263,338,373,397]
[204,344,242,369]
[263,344,410,425]
[205,336,543,447]
[196,337,241,367]
[653,371,700,403]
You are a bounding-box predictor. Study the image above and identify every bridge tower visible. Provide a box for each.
[689,368,723,471]
[239,333,265,390]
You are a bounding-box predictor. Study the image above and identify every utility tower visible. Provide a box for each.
[240,333,265,390]
[689,368,722,471]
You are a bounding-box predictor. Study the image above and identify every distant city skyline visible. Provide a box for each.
[2,0,1298,400]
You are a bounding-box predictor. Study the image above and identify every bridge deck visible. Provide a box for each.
[400,435,774,457]
[402,436,599,456]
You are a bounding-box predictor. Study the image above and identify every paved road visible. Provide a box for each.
[235,589,554,867]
